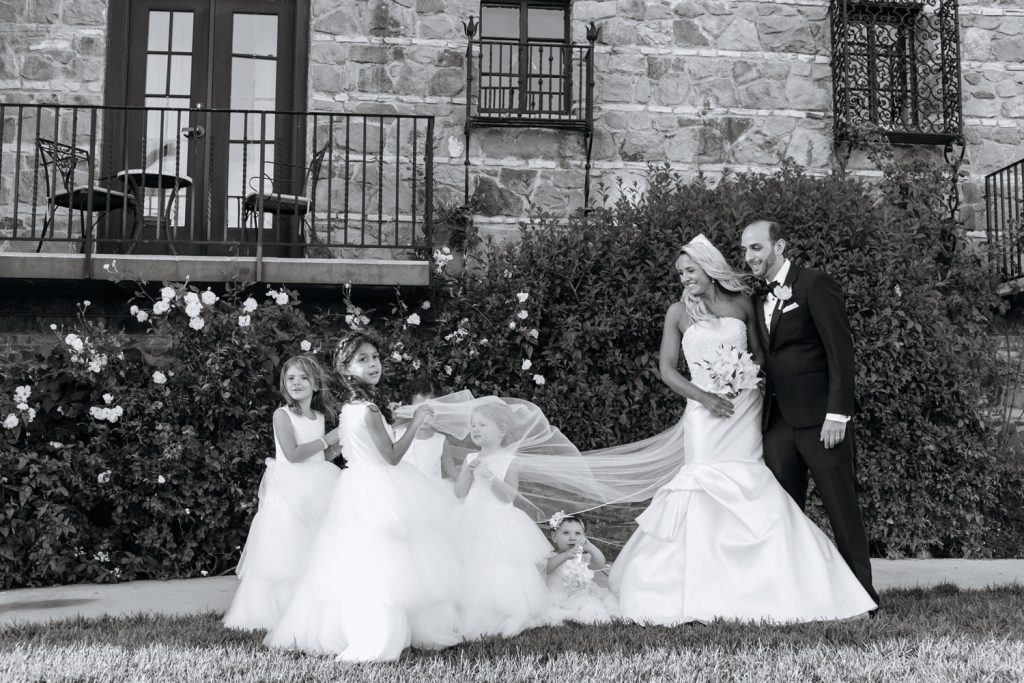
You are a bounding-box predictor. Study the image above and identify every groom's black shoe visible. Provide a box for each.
[868,606,882,619]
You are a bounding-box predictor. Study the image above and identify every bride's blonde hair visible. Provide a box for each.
[679,234,750,323]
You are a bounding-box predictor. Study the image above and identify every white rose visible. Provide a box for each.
[159,286,176,301]
[189,317,206,331]
[508,321,517,330]
[532,374,546,386]
[129,305,139,316]
[152,371,167,385]
[238,315,251,328]
[300,340,312,352]
[14,385,31,402]
[153,300,170,315]
[201,290,218,306]
[49,441,64,449]
[517,292,529,303]
[15,402,27,411]
[184,302,202,319]
[157,475,166,484]
[49,323,57,331]
[97,470,111,484]
[444,365,453,376]
[82,300,91,307]
[25,408,36,423]
[103,393,113,405]
[359,314,371,327]
[242,297,258,313]
[275,292,290,306]
[200,570,208,577]
[420,301,431,310]
[521,358,532,370]
[412,359,421,370]
[517,310,528,320]
[2,414,18,430]
[183,292,200,306]
[136,311,149,323]
[406,313,421,326]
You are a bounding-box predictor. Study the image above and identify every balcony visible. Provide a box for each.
[464,21,598,132]
[986,158,1024,292]
[0,104,434,286]
[829,0,963,147]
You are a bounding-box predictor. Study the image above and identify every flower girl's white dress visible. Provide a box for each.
[542,551,618,625]
[223,408,340,630]
[609,317,877,624]
[451,450,551,639]
[265,401,463,662]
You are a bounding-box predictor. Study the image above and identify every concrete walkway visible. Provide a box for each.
[2,560,1023,628]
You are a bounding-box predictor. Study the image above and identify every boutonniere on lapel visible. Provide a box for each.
[772,284,793,302]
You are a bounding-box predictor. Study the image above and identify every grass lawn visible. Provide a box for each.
[2,584,1023,682]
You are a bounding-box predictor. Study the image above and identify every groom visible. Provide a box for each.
[741,219,879,606]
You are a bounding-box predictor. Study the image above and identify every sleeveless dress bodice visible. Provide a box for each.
[273,408,326,464]
[338,402,394,468]
[682,317,748,391]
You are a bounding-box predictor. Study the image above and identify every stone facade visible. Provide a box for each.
[1,0,1022,238]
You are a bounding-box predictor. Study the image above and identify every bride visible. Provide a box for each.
[607,234,877,624]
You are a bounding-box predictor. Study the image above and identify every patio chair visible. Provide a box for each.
[241,142,331,257]
[35,138,136,253]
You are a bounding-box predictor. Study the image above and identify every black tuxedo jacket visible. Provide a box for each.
[754,264,856,430]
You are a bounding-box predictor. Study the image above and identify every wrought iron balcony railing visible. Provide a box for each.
[829,0,963,146]
[464,21,598,131]
[986,158,1024,283]
[0,103,434,266]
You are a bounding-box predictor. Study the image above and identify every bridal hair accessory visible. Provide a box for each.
[549,510,568,530]
[685,233,715,250]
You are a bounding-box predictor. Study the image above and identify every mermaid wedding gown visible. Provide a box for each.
[608,317,877,624]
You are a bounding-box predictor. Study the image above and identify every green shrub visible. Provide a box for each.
[2,151,1021,590]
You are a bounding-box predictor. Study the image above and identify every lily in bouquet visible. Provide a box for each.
[697,344,761,398]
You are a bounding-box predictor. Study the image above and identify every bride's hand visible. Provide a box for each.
[699,391,734,419]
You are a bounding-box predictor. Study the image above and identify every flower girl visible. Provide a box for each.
[542,513,618,625]
[265,332,463,662]
[451,402,552,639]
[223,355,342,630]
[396,378,458,482]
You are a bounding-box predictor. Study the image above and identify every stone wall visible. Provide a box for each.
[1,0,1021,239]
[0,0,107,104]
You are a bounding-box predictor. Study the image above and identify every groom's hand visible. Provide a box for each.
[820,419,847,449]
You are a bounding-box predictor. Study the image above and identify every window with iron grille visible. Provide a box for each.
[470,0,592,128]
[830,0,963,146]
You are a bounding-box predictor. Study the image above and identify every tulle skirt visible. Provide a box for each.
[223,458,340,631]
[264,461,463,662]
[450,503,552,639]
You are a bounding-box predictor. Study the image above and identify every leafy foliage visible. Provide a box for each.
[2,152,1021,590]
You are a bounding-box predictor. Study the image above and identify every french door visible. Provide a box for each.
[105,0,309,255]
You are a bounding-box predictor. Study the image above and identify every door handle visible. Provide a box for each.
[181,126,205,139]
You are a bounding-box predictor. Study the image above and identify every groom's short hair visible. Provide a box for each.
[764,220,787,243]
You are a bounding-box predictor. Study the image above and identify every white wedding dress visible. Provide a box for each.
[608,317,877,624]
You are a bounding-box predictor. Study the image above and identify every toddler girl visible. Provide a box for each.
[451,402,552,639]
[224,354,342,630]
[543,513,618,625]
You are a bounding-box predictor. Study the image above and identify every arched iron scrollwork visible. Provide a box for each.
[829,0,963,147]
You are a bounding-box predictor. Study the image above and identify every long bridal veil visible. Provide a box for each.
[393,392,687,528]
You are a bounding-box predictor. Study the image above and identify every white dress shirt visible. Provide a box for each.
[764,259,849,425]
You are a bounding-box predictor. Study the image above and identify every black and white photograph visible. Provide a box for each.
[1,0,1023,679]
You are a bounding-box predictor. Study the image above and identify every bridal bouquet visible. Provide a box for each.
[697,344,761,398]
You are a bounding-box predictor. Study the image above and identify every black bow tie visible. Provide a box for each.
[752,280,774,298]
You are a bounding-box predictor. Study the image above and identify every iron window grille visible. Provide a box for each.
[467,0,593,129]
[830,0,963,146]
